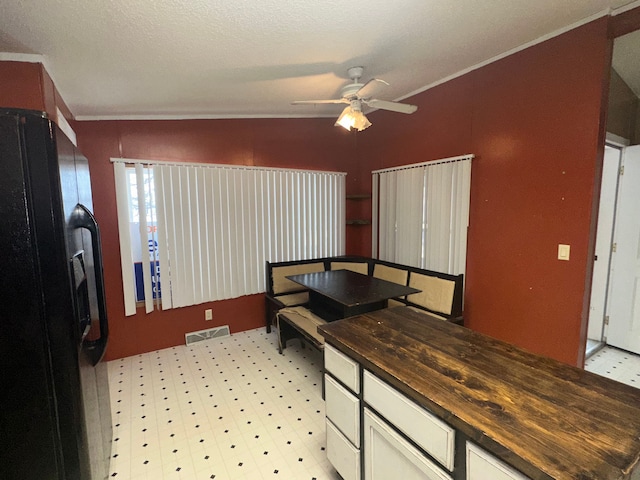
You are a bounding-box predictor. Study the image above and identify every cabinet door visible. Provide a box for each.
[364,370,455,470]
[325,343,360,393]
[325,374,360,447]
[327,419,360,480]
[364,409,452,480]
[466,442,529,480]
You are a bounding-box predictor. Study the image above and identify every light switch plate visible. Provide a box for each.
[558,244,570,261]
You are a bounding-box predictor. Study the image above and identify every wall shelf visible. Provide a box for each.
[346,194,371,200]
[346,219,371,225]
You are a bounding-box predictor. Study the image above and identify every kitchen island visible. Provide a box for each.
[318,307,640,480]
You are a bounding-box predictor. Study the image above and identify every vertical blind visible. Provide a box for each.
[372,154,473,275]
[113,159,346,316]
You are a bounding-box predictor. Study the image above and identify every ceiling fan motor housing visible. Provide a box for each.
[341,66,366,99]
[347,66,364,80]
[341,83,364,99]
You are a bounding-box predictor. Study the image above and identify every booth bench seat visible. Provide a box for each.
[265,256,464,353]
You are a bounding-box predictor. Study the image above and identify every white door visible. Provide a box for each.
[588,146,621,341]
[607,144,640,354]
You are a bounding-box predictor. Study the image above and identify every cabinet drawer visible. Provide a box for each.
[466,442,529,480]
[325,374,360,447]
[363,370,455,471]
[325,343,360,393]
[364,409,452,480]
[327,418,361,480]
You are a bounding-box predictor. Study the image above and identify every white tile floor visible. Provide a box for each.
[107,328,640,480]
[584,345,640,389]
[108,328,341,480]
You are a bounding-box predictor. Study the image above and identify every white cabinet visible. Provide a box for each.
[324,344,361,480]
[467,442,529,480]
[364,409,452,480]
[363,370,455,470]
[325,374,360,447]
[325,345,530,480]
[325,343,360,393]
[327,419,360,480]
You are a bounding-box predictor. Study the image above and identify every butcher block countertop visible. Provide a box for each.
[318,307,640,480]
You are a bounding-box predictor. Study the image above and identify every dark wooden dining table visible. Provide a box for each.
[286,269,420,321]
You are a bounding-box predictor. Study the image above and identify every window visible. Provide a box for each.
[372,155,472,275]
[125,167,160,303]
[114,159,346,315]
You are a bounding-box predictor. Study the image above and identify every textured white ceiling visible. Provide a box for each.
[0,0,635,120]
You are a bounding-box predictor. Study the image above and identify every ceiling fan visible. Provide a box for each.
[291,66,418,131]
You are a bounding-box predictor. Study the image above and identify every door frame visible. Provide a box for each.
[586,135,626,357]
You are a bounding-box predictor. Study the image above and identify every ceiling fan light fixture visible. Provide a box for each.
[335,105,372,132]
[293,66,416,130]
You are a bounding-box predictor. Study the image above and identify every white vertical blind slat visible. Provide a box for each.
[219,169,232,299]
[244,170,258,293]
[135,164,154,314]
[276,172,285,260]
[425,163,450,272]
[203,168,214,300]
[232,170,244,297]
[178,166,191,306]
[209,168,223,300]
[198,168,211,300]
[189,169,200,303]
[288,172,295,259]
[452,160,472,273]
[154,166,172,310]
[379,171,397,262]
[175,168,189,307]
[267,171,277,262]
[338,174,346,255]
[372,174,379,259]
[257,172,269,284]
[394,168,423,267]
[254,172,266,292]
[190,168,203,304]
[165,166,181,307]
[378,173,387,260]
[318,174,326,255]
[113,162,137,316]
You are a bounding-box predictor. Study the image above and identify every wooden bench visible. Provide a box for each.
[266,256,464,354]
[276,306,328,353]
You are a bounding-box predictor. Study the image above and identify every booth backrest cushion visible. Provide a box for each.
[272,262,325,294]
[276,292,309,307]
[407,273,456,315]
[373,264,409,286]
[330,261,369,275]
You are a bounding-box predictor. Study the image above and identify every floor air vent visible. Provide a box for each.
[185,325,231,346]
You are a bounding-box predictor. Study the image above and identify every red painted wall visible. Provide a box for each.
[73,119,365,360]
[3,17,611,365]
[0,62,48,113]
[0,61,72,123]
[362,19,611,366]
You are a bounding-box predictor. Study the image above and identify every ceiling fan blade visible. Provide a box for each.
[364,98,418,114]
[356,78,389,99]
[291,99,348,105]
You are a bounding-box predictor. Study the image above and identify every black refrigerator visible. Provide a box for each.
[0,109,112,480]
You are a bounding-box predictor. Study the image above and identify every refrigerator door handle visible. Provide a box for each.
[70,204,109,365]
